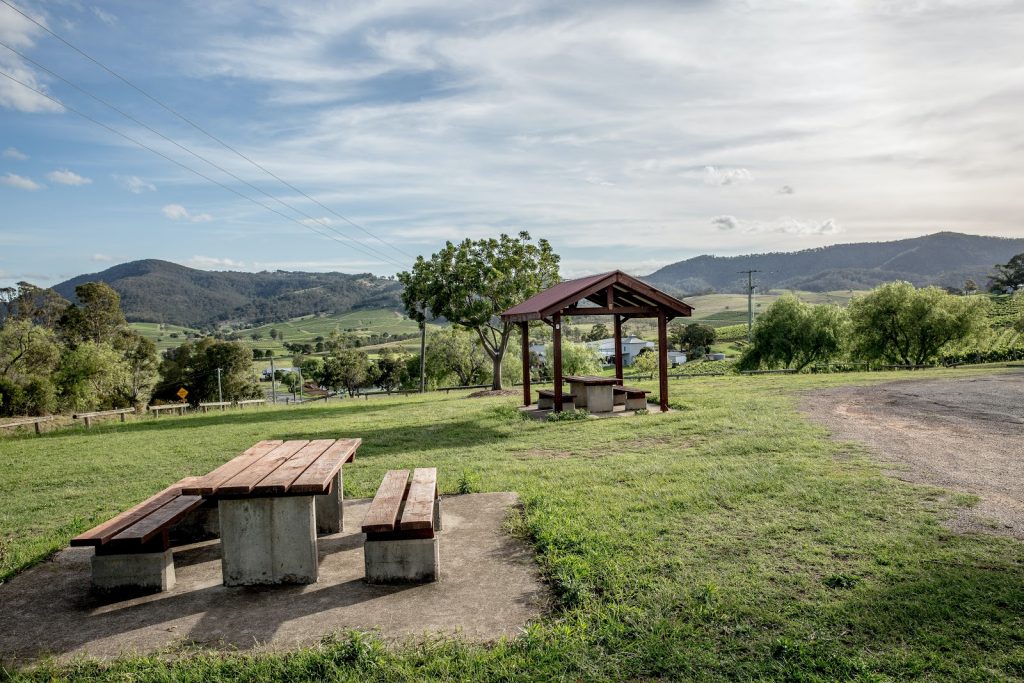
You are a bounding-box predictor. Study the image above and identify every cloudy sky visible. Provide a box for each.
[1,0,1023,286]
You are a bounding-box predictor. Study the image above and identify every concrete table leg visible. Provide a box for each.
[219,496,318,586]
[570,382,586,408]
[585,385,614,413]
[91,549,175,592]
[315,469,343,535]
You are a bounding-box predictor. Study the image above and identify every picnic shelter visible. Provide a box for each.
[501,270,693,412]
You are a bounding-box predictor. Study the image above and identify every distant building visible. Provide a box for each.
[586,335,656,366]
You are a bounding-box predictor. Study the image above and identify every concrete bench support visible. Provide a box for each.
[91,549,175,593]
[625,395,648,410]
[219,496,318,586]
[169,502,220,542]
[315,469,344,535]
[364,538,439,584]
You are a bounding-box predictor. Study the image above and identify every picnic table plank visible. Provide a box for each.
[109,494,204,545]
[399,467,437,531]
[180,440,284,495]
[289,438,361,494]
[250,439,336,495]
[361,469,409,533]
[216,440,310,495]
[564,375,620,385]
[71,486,184,546]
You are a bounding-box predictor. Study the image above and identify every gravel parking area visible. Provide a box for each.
[802,370,1024,539]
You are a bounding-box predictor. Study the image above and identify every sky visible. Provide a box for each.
[1,0,1023,288]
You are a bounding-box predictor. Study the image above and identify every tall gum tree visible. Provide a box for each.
[399,232,560,390]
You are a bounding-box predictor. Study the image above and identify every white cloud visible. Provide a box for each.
[778,185,795,195]
[187,256,246,269]
[91,253,113,262]
[46,169,92,186]
[703,166,754,186]
[711,215,843,236]
[0,5,65,113]
[115,175,156,193]
[2,147,28,160]
[162,204,213,222]
[91,7,117,26]
[0,172,42,190]
[299,216,334,227]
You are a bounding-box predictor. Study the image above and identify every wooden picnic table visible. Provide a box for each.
[181,438,360,586]
[563,375,620,413]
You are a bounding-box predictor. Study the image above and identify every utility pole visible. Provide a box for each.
[297,367,303,402]
[270,356,277,404]
[738,270,761,341]
[216,367,223,403]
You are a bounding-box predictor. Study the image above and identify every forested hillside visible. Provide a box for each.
[644,232,1024,294]
[53,260,403,327]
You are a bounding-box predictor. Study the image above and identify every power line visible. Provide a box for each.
[0,68,399,264]
[0,0,413,261]
[0,39,406,268]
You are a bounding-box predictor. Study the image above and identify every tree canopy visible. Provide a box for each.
[739,294,848,371]
[848,282,990,365]
[398,232,560,389]
[988,253,1024,292]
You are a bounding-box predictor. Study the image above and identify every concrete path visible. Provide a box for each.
[0,493,548,665]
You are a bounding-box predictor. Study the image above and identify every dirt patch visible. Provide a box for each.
[0,493,549,666]
[801,371,1024,540]
[466,389,519,398]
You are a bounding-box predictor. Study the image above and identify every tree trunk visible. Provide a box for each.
[491,354,503,390]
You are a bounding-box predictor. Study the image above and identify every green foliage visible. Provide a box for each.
[671,322,716,353]
[988,252,1024,292]
[546,407,590,422]
[424,327,489,387]
[544,340,602,376]
[456,469,480,494]
[632,349,659,377]
[0,281,68,328]
[398,232,560,389]
[848,282,991,365]
[372,348,409,393]
[154,338,261,404]
[584,323,609,342]
[55,341,131,411]
[57,282,127,347]
[739,294,848,371]
[318,349,371,397]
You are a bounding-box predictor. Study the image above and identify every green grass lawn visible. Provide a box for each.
[1,368,1022,680]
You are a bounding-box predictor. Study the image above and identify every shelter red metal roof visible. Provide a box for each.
[500,270,693,322]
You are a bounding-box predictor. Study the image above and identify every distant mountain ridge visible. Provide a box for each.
[643,232,1024,295]
[53,259,403,327]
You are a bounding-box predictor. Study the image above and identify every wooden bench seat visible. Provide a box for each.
[362,468,441,583]
[71,477,214,592]
[613,385,651,410]
[536,389,575,411]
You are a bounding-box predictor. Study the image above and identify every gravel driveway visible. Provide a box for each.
[802,370,1024,539]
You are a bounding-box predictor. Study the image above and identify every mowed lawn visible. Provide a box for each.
[1,370,1022,680]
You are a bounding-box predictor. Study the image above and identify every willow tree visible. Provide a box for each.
[398,232,560,390]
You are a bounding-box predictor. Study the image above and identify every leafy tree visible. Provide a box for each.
[114,331,159,408]
[155,338,261,404]
[633,349,659,377]
[988,253,1024,292]
[398,232,560,389]
[963,279,978,295]
[544,340,602,376]
[585,323,609,342]
[680,323,716,353]
[58,282,127,346]
[739,294,848,371]
[373,348,409,394]
[318,349,370,397]
[0,281,69,328]
[0,319,61,416]
[848,282,990,366]
[56,341,131,411]
[424,327,489,387]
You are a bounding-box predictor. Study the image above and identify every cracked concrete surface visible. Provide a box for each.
[0,493,548,666]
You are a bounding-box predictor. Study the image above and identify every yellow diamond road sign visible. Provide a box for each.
[176,387,188,400]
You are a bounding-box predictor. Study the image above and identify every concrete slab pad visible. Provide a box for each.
[0,493,547,665]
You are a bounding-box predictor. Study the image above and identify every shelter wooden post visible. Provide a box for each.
[553,313,563,412]
[520,322,531,407]
[613,314,623,383]
[657,310,669,412]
